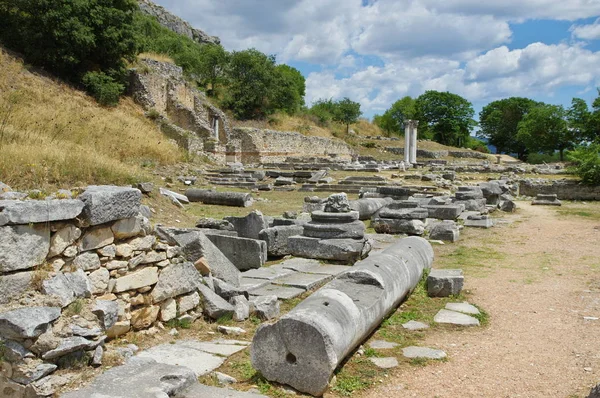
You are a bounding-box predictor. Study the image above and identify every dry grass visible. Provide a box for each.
[0,48,184,190]
[137,52,176,64]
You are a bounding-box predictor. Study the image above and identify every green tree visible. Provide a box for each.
[566,98,591,142]
[309,98,337,126]
[568,143,600,185]
[0,0,137,96]
[415,91,475,146]
[374,96,416,136]
[589,90,600,142]
[478,97,539,160]
[273,64,305,114]
[333,97,362,134]
[517,104,573,161]
[196,44,228,96]
[224,49,278,119]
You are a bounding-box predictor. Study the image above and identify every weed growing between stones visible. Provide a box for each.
[165,318,192,329]
[64,298,85,316]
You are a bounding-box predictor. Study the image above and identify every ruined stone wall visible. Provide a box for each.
[229,127,354,164]
[519,179,600,200]
[128,58,230,161]
[0,186,205,394]
[385,147,490,160]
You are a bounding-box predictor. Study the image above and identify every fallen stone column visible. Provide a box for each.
[349,197,393,220]
[185,189,253,207]
[251,236,434,396]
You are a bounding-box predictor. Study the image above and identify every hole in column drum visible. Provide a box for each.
[286,352,297,365]
[323,301,330,306]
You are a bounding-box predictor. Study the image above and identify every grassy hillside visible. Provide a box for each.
[0,48,184,190]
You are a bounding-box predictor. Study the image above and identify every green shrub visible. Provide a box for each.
[82,72,124,107]
[568,143,600,185]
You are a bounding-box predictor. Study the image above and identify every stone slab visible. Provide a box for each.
[445,302,480,315]
[61,357,196,398]
[277,259,321,275]
[288,236,370,263]
[434,309,480,326]
[249,284,305,300]
[241,265,295,281]
[402,320,429,330]
[176,384,268,398]
[369,340,399,349]
[136,342,225,376]
[274,272,332,291]
[0,224,50,272]
[369,357,398,369]
[240,277,271,291]
[303,264,351,276]
[0,306,61,339]
[178,339,249,357]
[402,346,447,359]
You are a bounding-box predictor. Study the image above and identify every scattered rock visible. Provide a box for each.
[402,320,429,330]
[445,302,480,315]
[434,309,480,326]
[402,346,447,360]
[217,325,246,335]
[369,357,398,369]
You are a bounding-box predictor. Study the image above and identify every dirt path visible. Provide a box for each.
[364,203,600,398]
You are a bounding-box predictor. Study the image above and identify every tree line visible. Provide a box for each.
[373,90,600,160]
[0,0,305,119]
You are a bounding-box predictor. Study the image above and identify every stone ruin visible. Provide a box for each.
[0,172,520,397]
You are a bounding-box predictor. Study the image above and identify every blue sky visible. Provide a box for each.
[153,0,600,120]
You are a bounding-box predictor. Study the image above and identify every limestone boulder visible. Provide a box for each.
[79,226,114,252]
[0,272,33,304]
[113,267,158,293]
[0,225,50,272]
[0,307,61,339]
[151,262,203,303]
[42,270,92,307]
[48,224,81,257]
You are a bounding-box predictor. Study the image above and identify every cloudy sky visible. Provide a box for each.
[153,0,600,119]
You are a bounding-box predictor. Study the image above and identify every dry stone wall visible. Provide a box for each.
[229,127,354,164]
[519,179,600,201]
[0,186,207,396]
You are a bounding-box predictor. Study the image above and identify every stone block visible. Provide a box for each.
[92,300,119,330]
[532,194,562,206]
[157,227,241,287]
[250,295,280,320]
[452,198,487,212]
[372,218,425,235]
[0,224,50,272]
[303,220,365,239]
[111,216,144,239]
[48,224,81,257]
[79,226,114,252]
[160,298,177,322]
[72,252,101,271]
[0,272,32,304]
[206,234,267,271]
[310,210,359,223]
[464,215,494,228]
[0,307,61,340]
[177,291,201,314]
[429,221,459,242]
[42,270,92,307]
[198,284,234,320]
[230,295,250,321]
[288,236,370,263]
[249,284,305,300]
[113,267,158,293]
[131,305,160,329]
[136,342,224,378]
[224,210,268,239]
[427,269,463,297]
[152,262,203,303]
[423,205,464,220]
[78,186,142,226]
[0,199,84,226]
[258,225,304,256]
[433,309,479,326]
[377,208,429,220]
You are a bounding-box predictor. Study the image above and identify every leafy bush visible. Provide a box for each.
[82,72,124,107]
[568,143,600,185]
[465,136,490,153]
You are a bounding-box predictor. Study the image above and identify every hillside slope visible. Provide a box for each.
[0,48,184,190]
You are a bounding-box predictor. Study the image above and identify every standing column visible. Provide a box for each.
[214,118,220,141]
[409,120,419,164]
[404,120,411,164]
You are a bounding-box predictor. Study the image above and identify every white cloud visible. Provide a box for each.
[307,43,600,115]
[570,19,600,40]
